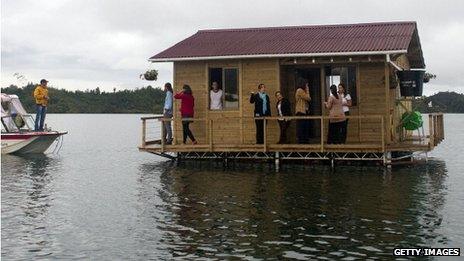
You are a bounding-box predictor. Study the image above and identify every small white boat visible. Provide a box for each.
[1,93,67,154]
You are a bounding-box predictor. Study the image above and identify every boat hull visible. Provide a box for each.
[1,132,67,154]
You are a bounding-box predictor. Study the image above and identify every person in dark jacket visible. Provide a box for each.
[174,84,197,145]
[275,91,292,144]
[250,83,271,144]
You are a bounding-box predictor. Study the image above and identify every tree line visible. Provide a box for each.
[1,83,165,113]
[412,91,464,113]
[2,83,464,113]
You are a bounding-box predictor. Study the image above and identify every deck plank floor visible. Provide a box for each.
[139,141,433,153]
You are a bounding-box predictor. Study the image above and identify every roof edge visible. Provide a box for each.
[197,21,417,33]
[149,50,407,62]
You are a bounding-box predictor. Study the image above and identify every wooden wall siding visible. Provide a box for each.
[358,63,387,142]
[390,54,412,142]
[172,58,402,145]
[173,61,207,144]
[174,59,280,145]
[344,106,360,142]
[395,54,410,69]
[209,111,241,144]
[205,60,242,144]
[242,59,280,144]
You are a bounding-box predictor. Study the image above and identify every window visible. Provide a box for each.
[325,66,357,105]
[209,67,239,110]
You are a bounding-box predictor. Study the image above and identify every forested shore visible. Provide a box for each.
[2,83,464,113]
[1,83,165,113]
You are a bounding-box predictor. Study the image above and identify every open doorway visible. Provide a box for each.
[280,66,322,143]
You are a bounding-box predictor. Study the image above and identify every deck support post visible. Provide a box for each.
[330,153,335,169]
[383,152,392,167]
[223,152,229,168]
[275,152,280,172]
[176,152,182,165]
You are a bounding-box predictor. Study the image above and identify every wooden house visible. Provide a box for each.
[140,21,444,167]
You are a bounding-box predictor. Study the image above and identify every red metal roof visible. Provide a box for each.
[150,21,421,62]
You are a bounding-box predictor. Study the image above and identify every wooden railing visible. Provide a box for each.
[141,115,386,153]
[428,113,445,147]
[141,116,162,147]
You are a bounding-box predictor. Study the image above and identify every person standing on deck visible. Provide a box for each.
[275,91,292,144]
[209,81,223,110]
[325,85,345,144]
[163,83,174,144]
[174,84,197,145]
[338,83,352,144]
[295,79,311,144]
[33,79,49,131]
[250,83,271,144]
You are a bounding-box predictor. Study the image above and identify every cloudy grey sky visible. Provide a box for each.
[1,0,463,95]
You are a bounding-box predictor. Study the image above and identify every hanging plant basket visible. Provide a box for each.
[140,69,158,81]
[423,72,436,83]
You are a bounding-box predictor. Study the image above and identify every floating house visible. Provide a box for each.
[140,21,444,167]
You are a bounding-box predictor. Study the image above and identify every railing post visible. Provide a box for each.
[320,117,324,152]
[438,115,441,141]
[439,114,442,141]
[440,114,444,141]
[142,119,146,147]
[433,115,437,146]
[263,117,267,152]
[161,118,165,152]
[209,119,213,151]
[381,116,385,152]
[429,114,434,148]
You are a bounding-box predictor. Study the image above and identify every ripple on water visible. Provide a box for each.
[282,250,315,260]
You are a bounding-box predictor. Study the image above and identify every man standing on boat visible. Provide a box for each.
[33,79,49,131]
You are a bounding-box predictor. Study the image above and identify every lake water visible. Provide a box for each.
[2,114,463,260]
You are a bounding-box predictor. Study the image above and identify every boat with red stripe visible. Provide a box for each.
[1,93,67,154]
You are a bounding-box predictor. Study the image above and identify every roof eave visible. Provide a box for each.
[149,50,408,63]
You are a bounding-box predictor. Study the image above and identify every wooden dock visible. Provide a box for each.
[139,114,444,167]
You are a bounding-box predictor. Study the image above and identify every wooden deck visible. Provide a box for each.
[139,141,431,154]
[139,114,444,158]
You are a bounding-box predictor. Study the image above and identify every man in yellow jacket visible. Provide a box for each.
[33,79,49,131]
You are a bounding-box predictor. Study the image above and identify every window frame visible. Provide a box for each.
[324,65,358,106]
[208,67,240,111]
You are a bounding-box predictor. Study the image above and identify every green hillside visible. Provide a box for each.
[412,91,464,113]
[1,83,165,113]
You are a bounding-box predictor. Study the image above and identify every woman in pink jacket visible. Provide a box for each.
[324,85,346,144]
[174,84,197,144]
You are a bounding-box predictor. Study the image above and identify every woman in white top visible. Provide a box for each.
[338,83,352,144]
[210,81,223,110]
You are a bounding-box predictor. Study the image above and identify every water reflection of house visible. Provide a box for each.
[141,22,444,166]
[148,162,448,258]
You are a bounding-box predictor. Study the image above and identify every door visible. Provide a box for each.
[280,66,322,142]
